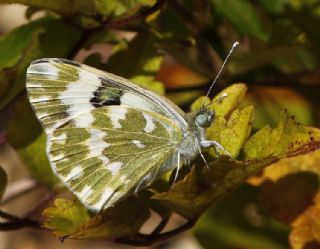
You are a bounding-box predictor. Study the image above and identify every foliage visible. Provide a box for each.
[1,0,320,248]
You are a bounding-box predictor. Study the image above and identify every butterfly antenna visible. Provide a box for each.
[206,41,240,97]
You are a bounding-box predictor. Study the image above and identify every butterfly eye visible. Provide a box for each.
[195,112,214,128]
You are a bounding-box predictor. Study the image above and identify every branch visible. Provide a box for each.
[151,215,170,235]
[0,210,41,231]
[114,219,196,246]
[105,0,166,29]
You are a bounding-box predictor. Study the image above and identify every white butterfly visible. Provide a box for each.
[26,43,237,212]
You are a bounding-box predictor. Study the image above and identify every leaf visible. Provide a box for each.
[153,84,320,220]
[153,157,277,220]
[229,44,307,75]
[191,83,248,116]
[43,197,150,239]
[160,40,213,79]
[248,151,320,249]
[0,165,7,200]
[96,0,156,17]
[5,95,58,187]
[290,198,320,249]
[247,88,313,129]
[206,105,255,158]
[191,83,252,157]
[156,7,192,41]
[211,0,269,41]
[0,17,82,110]
[269,20,302,47]
[244,110,320,160]
[258,0,288,14]
[90,33,164,94]
[286,2,320,59]
[43,199,90,237]
[0,0,96,16]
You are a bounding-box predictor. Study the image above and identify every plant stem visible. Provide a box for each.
[114,219,196,246]
[0,210,40,231]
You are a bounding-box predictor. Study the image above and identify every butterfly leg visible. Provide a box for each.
[172,152,181,184]
[197,143,210,168]
[200,140,231,157]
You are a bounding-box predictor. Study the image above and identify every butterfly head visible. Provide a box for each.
[195,106,215,128]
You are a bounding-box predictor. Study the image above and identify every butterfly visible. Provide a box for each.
[26,51,235,212]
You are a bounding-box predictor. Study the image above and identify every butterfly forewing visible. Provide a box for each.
[26,59,184,212]
[26,59,187,132]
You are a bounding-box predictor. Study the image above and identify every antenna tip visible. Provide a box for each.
[233,41,240,49]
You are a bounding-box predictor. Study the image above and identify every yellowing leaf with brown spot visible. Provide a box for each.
[43,197,150,240]
[244,110,320,159]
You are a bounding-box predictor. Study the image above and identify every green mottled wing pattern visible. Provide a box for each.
[26,59,183,212]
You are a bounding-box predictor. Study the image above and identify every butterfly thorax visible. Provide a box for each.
[178,107,215,162]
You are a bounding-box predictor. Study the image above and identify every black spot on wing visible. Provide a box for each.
[90,86,122,107]
[103,98,121,106]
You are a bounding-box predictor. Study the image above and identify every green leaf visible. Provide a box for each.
[89,33,164,94]
[0,17,82,110]
[211,0,269,41]
[160,40,212,79]
[286,3,320,59]
[43,197,150,239]
[43,199,90,237]
[229,36,316,75]
[5,95,58,187]
[156,7,192,41]
[0,165,7,200]
[258,0,288,14]
[269,20,301,47]
[0,0,96,16]
[96,0,156,17]
[18,133,58,187]
[243,110,320,160]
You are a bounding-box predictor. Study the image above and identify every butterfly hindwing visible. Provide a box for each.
[48,106,181,212]
[26,59,184,212]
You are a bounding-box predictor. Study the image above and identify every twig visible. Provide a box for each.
[105,0,166,29]
[1,177,39,205]
[114,219,196,246]
[151,215,170,235]
[0,210,41,231]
